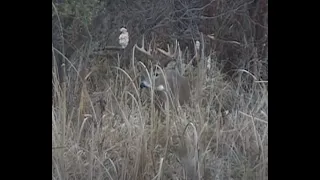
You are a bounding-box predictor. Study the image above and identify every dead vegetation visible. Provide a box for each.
[52,0,268,179]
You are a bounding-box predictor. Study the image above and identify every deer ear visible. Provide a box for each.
[161,58,172,68]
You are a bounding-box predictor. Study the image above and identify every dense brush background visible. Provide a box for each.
[52,0,268,179]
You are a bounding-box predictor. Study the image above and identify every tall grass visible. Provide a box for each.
[52,38,268,180]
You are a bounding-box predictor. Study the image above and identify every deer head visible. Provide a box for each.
[134,35,191,113]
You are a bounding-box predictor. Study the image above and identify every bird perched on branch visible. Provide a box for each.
[119,27,129,49]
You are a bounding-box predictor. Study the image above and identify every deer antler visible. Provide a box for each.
[155,39,181,68]
[134,34,154,58]
[156,39,179,59]
[135,35,185,69]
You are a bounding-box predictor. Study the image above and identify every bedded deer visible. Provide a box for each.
[134,35,194,114]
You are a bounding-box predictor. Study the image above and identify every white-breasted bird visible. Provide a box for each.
[119,27,129,49]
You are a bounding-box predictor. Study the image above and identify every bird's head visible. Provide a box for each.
[120,27,127,33]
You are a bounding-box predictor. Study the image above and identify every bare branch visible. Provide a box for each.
[207,35,241,46]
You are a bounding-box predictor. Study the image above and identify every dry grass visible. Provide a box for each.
[52,40,268,180]
[52,0,268,178]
